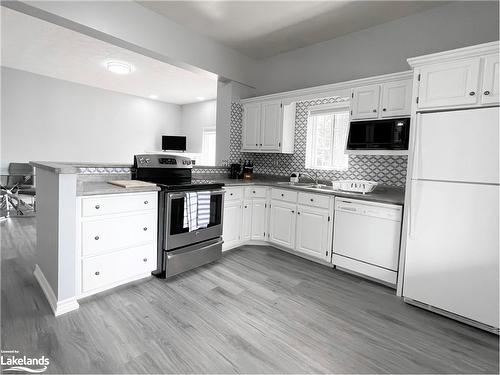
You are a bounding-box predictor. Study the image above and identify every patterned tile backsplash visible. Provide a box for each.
[230,99,408,187]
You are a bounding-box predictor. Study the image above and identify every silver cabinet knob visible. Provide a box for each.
[297,212,300,215]
[310,198,314,202]
[143,227,148,231]
[255,143,258,146]
[281,193,284,197]
[143,258,147,262]
[484,90,491,95]
[94,235,99,240]
[291,210,295,213]
[230,193,233,196]
[244,205,248,208]
[144,200,148,205]
[252,190,256,194]
[95,271,100,275]
[469,91,476,96]
[382,108,387,112]
[95,204,100,209]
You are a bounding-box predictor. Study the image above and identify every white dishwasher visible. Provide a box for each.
[332,197,402,285]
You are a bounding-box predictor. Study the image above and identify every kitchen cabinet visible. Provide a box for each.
[296,205,331,261]
[269,200,296,249]
[481,54,500,105]
[250,199,267,240]
[242,201,252,241]
[350,85,380,120]
[380,80,413,118]
[417,58,480,109]
[351,80,412,120]
[76,192,158,297]
[222,200,242,250]
[241,100,295,153]
[241,103,261,151]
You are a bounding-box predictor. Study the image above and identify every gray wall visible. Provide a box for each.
[181,100,217,154]
[1,67,182,170]
[255,1,500,95]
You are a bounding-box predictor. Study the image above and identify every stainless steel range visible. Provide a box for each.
[133,154,225,278]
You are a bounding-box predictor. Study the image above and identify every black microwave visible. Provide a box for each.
[346,117,410,150]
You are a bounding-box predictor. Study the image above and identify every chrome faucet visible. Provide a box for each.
[300,171,319,185]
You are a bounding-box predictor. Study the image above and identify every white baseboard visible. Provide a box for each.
[33,264,79,316]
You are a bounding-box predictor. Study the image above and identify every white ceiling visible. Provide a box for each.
[1,7,218,105]
[139,1,448,59]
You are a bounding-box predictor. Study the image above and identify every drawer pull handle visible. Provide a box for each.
[95,271,100,275]
[297,212,300,215]
[469,91,475,96]
[281,193,284,197]
[143,227,148,231]
[253,190,256,194]
[291,210,295,213]
[144,200,148,205]
[484,90,491,95]
[95,205,100,209]
[94,235,100,240]
[143,258,148,262]
[230,193,233,196]
[310,198,314,202]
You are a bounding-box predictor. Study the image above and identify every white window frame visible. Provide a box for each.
[305,102,350,171]
[200,127,216,166]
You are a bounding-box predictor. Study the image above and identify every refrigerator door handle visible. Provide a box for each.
[411,113,421,180]
[409,181,418,240]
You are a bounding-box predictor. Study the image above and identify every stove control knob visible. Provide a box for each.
[145,158,151,164]
[138,157,145,164]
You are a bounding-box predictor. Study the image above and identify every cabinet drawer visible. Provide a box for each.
[245,186,267,198]
[82,192,157,217]
[271,188,297,203]
[82,244,156,293]
[224,187,243,201]
[298,192,330,208]
[82,213,156,257]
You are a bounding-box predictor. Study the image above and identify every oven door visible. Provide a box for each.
[164,189,224,250]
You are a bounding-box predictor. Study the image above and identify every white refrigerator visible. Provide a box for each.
[403,106,499,329]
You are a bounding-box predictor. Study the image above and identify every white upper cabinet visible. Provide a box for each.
[417,58,480,109]
[481,54,500,105]
[350,85,380,120]
[241,100,295,153]
[351,80,412,120]
[241,103,261,151]
[380,80,413,118]
[260,101,282,150]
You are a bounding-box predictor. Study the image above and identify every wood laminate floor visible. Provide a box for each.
[1,217,499,374]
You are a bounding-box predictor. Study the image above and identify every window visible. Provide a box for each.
[305,104,349,170]
[200,127,216,166]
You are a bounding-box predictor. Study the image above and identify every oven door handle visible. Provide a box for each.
[168,189,225,200]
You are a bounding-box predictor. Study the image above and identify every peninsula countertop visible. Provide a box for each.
[76,181,160,196]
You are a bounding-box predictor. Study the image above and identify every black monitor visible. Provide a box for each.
[162,136,186,151]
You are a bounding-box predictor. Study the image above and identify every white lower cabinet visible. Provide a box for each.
[242,201,252,241]
[222,200,243,250]
[77,191,158,297]
[296,205,331,261]
[269,200,296,248]
[250,199,267,240]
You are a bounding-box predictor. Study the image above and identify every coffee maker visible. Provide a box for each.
[229,163,241,179]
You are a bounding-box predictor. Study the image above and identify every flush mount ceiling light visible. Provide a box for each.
[105,60,133,75]
[149,94,159,100]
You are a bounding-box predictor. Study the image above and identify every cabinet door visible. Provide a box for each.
[242,103,261,151]
[251,199,267,240]
[260,100,282,151]
[351,85,380,120]
[296,206,330,260]
[242,201,252,241]
[418,58,480,109]
[222,202,242,250]
[380,80,412,117]
[269,200,296,249]
[481,54,500,105]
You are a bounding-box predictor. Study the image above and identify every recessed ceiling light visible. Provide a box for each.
[105,60,133,75]
[196,96,205,101]
[149,94,159,100]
